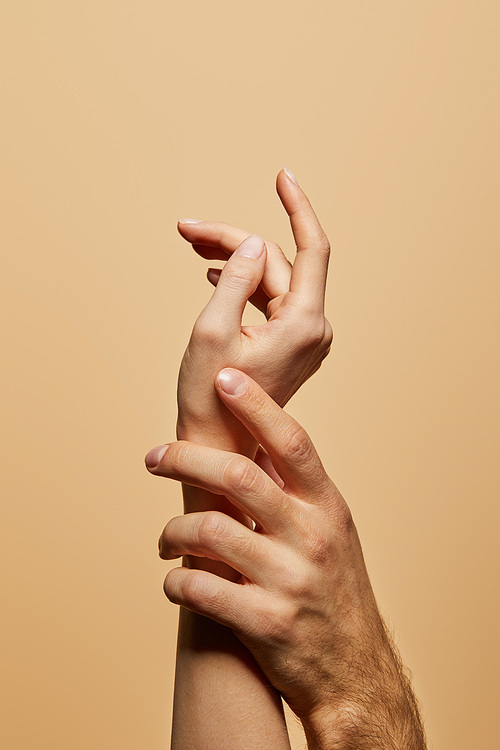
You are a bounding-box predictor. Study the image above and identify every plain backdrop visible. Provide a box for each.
[1,2,499,748]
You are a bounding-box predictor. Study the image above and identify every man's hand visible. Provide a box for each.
[175,168,332,456]
[145,369,426,750]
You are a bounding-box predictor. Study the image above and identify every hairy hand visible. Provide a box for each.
[146,370,426,750]
[175,169,332,455]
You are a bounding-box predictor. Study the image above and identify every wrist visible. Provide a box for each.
[301,689,426,750]
[176,410,258,457]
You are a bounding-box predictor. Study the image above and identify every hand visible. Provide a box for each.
[175,169,332,455]
[146,370,426,750]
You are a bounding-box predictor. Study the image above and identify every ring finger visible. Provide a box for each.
[159,511,277,585]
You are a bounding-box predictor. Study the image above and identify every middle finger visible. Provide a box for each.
[178,220,291,299]
[159,511,278,586]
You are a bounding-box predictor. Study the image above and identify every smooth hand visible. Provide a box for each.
[146,370,427,750]
[176,169,332,456]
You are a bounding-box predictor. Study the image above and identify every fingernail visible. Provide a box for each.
[217,369,248,396]
[283,167,299,186]
[234,234,265,259]
[145,444,168,470]
[178,218,204,224]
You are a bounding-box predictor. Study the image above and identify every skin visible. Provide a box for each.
[153,169,334,748]
[146,169,426,747]
[147,370,427,750]
[175,168,332,456]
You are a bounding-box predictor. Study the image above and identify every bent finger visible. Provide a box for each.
[198,235,266,335]
[164,566,274,643]
[178,220,292,299]
[159,511,275,585]
[145,440,292,534]
[207,267,270,316]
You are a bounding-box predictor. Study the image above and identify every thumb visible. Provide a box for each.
[201,235,267,333]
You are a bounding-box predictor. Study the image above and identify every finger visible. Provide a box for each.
[206,267,222,284]
[177,220,292,299]
[207,267,271,316]
[159,511,274,585]
[145,441,293,534]
[215,369,333,499]
[164,566,274,641]
[254,447,285,489]
[198,235,267,335]
[193,244,229,261]
[276,168,331,313]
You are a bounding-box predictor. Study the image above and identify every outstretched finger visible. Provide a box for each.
[276,169,331,314]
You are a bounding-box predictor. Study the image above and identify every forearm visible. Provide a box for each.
[172,559,290,749]
[304,702,426,750]
[171,431,291,749]
[301,640,426,750]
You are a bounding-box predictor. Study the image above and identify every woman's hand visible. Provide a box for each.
[176,168,332,455]
[146,370,426,750]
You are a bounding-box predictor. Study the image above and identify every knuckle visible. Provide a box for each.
[163,568,181,602]
[158,526,169,559]
[167,441,191,476]
[323,486,354,540]
[333,501,354,540]
[323,320,334,349]
[164,568,210,610]
[254,601,293,644]
[282,424,313,465]
[296,321,324,349]
[277,558,316,599]
[181,572,210,609]
[197,511,227,548]
[224,456,260,495]
[223,264,255,289]
[309,326,326,348]
[317,232,331,255]
[291,315,330,352]
[160,516,185,559]
[301,529,334,566]
[191,316,219,346]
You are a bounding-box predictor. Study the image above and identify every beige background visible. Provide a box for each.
[1,1,499,748]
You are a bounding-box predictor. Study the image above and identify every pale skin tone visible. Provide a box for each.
[145,169,426,748]
[175,168,333,456]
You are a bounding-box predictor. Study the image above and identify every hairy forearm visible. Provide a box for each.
[303,700,426,750]
[302,639,426,750]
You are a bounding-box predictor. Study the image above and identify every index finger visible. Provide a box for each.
[215,368,335,502]
[277,169,331,313]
